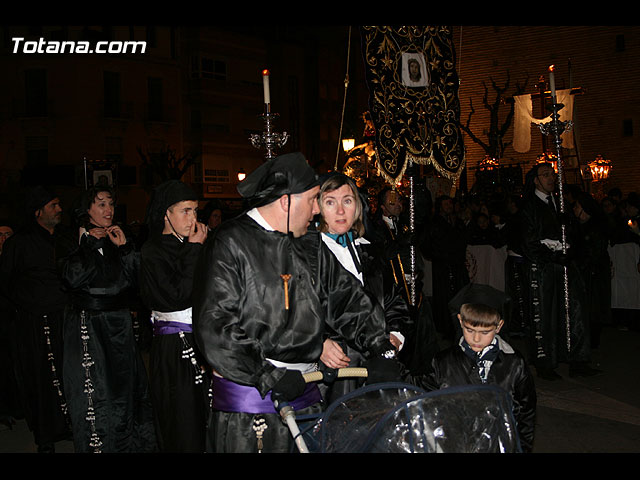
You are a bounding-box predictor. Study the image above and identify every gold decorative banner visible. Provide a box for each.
[360,26,465,185]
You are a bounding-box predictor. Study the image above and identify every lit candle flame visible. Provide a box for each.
[262,69,271,105]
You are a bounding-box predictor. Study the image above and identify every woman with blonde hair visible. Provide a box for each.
[317,173,412,402]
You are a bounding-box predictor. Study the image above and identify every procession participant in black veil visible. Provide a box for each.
[519,163,599,381]
[0,187,74,452]
[316,173,415,402]
[140,180,210,453]
[61,186,156,453]
[192,152,400,453]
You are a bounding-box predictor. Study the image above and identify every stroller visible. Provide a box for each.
[276,368,522,453]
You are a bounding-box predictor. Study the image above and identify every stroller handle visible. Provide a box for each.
[302,367,368,384]
[278,367,368,453]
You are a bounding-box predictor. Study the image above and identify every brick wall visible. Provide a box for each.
[452,25,640,196]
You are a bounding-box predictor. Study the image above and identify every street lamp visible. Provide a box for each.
[342,137,355,152]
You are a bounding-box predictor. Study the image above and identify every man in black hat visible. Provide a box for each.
[193,152,400,453]
[0,186,75,452]
[139,179,210,453]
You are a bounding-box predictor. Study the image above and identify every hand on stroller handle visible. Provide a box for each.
[274,367,369,454]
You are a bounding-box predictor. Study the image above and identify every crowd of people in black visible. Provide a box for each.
[0,154,638,453]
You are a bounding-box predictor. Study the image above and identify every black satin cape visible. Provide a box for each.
[193,214,392,396]
[62,231,156,453]
[192,214,393,452]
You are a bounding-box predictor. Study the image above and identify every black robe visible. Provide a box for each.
[519,193,590,370]
[139,234,209,453]
[192,213,392,453]
[62,230,156,453]
[0,221,74,447]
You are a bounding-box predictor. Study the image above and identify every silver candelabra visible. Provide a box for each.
[249,106,289,160]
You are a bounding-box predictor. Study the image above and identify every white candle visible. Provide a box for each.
[262,69,271,105]
[549,65,556,99]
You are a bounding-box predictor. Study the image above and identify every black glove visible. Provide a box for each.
[364,356,402,385]
[271,370,306,403]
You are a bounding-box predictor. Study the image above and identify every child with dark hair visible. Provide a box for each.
[415,285,537,452]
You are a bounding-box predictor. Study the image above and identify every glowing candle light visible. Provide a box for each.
[549,65,556,99]
[262,69,271,105]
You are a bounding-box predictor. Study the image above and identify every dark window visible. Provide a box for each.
[24,69,47,117]
[201,58,227,80]
[146,26,156,48]
[191,109,202,130]
[623,118,633,137]
[148,77,163,121]
[104,71,121,118]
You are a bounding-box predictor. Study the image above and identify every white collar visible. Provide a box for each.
[535,189,554,203]
[247,208,274,231]
[382,215,395,228]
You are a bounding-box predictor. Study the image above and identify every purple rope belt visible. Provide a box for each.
[212,375,322,414]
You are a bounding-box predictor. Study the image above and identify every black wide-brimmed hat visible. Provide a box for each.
[145,179,198,235]
[237,152,318,208]
[448,283,511,318]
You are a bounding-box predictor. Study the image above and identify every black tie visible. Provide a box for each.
[547,195,556,215]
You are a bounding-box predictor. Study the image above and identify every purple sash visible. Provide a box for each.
[212,375,322,414]
[153,320,193,336]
